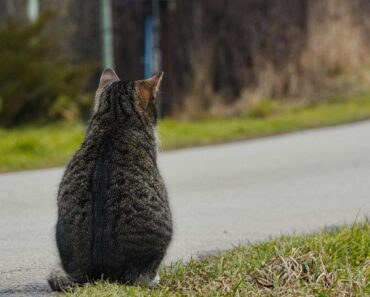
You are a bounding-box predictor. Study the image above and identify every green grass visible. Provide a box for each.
[0,123,85,172]
[60,222,370,297]
[159,93,370,149]
[2,93,370,172]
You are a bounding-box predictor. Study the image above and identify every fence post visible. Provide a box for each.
[100,0,114,69]
[27,0,39,22]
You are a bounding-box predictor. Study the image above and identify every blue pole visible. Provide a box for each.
[152,0,161,74]
[144,15,153,78]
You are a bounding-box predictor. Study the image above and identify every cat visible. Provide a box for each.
[48,69,173,291]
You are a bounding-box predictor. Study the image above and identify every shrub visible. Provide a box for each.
[247,99,283,118]
[0,14,94,126]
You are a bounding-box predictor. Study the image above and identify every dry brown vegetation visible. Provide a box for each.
[1,0,370,120]
[165,0,370,118]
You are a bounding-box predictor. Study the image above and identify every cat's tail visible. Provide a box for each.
[47,264,76,292]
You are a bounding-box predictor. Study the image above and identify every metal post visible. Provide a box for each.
[27,0,39,22]
[100,0,114,69]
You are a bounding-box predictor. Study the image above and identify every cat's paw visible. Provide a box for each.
[150,273,160,287]
[136,273,160,288]
[48,264,76,292]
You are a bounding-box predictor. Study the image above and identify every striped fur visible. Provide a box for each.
[49,72,172,291]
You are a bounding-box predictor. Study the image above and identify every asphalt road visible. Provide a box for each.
[1,121,369,296]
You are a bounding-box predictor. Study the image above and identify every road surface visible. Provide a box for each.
[1,121,369,296]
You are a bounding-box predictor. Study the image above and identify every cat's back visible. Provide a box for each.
[56,135,102,275]
[58,130,172,275]
[103,132,172,242]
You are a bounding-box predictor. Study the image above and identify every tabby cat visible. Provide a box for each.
[48,69,173,291]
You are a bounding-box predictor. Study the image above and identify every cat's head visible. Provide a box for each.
[93,68,163,131]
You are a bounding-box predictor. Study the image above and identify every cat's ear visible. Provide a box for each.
[136,72,164,108]
[94,68,119,111]
[98,68,119,90]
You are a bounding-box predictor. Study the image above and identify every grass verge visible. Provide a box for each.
[60,222,370,296]
[2,93,370,172]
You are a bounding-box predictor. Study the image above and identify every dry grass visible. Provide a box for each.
[249,249,334,289]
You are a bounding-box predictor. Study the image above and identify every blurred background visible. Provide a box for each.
[1,0,370,124]
[1,0,370,171]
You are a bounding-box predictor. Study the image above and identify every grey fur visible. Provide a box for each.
[48,72,172,291]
